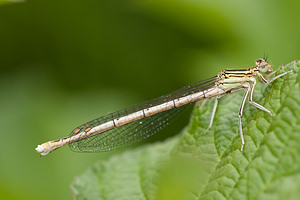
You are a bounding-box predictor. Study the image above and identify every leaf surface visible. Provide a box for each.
[71,61,300,200]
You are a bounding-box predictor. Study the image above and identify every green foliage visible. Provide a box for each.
[0,0,22,6]
[71,61,300,200]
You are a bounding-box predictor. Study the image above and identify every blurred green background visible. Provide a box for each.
[0,0,299,199]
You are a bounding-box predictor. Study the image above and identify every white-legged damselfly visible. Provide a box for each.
[36,58,293,156]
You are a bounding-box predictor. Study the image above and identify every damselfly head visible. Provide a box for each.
[256,58,272,73]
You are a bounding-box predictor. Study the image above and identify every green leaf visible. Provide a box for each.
[71,60,300,200]
[0,0,23,6]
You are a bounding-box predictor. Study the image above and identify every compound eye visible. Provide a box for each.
[256,58,266,67]
[256,58,264,63]
[256,58,271,73]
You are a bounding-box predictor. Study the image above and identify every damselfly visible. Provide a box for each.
[36,58,293,156]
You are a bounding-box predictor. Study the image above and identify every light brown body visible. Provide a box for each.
[35,59,293,156]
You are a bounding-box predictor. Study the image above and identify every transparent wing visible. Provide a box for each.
[69,105,189,152]
[68,76,217,152]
